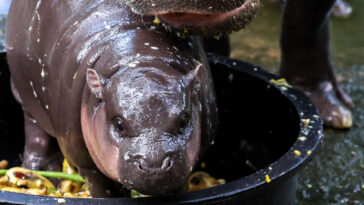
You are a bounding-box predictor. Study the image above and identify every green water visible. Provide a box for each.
[230,1,364,204]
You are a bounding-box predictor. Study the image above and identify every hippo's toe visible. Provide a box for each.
[299,81,353,129]
[332,0,352,18]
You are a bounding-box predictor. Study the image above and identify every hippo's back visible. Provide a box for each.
[6,0,116,136]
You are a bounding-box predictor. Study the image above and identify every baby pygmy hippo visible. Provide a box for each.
[6,0,217,197]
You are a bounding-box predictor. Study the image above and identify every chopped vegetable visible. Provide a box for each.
[0,161,89,198]
[269,78,292,88]
[0,160,8,169]
[265,175,271,183]
[1,160,224,198]
[301,119,310,126]
[188,171,225,192]
[294,150,301,156]
[153,17,161,24]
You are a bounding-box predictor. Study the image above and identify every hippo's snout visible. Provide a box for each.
[120,151,190,195]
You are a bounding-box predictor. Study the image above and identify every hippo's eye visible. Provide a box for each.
[113,117,124,132]
[178,113,190,134]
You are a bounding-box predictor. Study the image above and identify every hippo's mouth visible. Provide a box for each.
[154,0,260,36]
[158,0,259,28]
[125,0,260,36]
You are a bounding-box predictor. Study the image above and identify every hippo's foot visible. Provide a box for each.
[79,168,130,198]
[332,0,352,18]
[21,114,63,172]
[22,150,63,172]
[297,81,354,129]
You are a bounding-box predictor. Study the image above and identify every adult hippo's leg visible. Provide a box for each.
[280,0,354,128]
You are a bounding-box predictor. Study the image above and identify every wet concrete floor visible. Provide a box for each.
[0,0,363,204]
[230,1,364,204]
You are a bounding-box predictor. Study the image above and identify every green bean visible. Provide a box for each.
[0,169,85,183]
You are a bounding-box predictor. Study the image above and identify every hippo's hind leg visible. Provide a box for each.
[11,78,63,171]
[22,113,63,171]
[280,0,353,128]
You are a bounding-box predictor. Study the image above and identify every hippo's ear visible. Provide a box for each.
[186,63,203,95]
[86,69,103,100]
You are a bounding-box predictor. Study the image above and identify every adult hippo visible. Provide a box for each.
[124,0,354,129]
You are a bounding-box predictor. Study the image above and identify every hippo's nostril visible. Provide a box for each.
[161,157,173,170]
[167,160,172,169]
[138,164,143,171]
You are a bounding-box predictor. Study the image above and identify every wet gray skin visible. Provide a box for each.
[5,0,217,197]
[125,0,260,36]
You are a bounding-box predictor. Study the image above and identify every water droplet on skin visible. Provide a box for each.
[151,46,159,50]
[144,42,150,46]
[41,69,46,78]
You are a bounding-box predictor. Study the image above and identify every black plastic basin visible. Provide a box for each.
[0,52,322,205]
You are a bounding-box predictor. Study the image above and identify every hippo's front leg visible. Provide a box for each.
[280,0,354,128]
[22,113,63,171]
[78,167,130,198]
